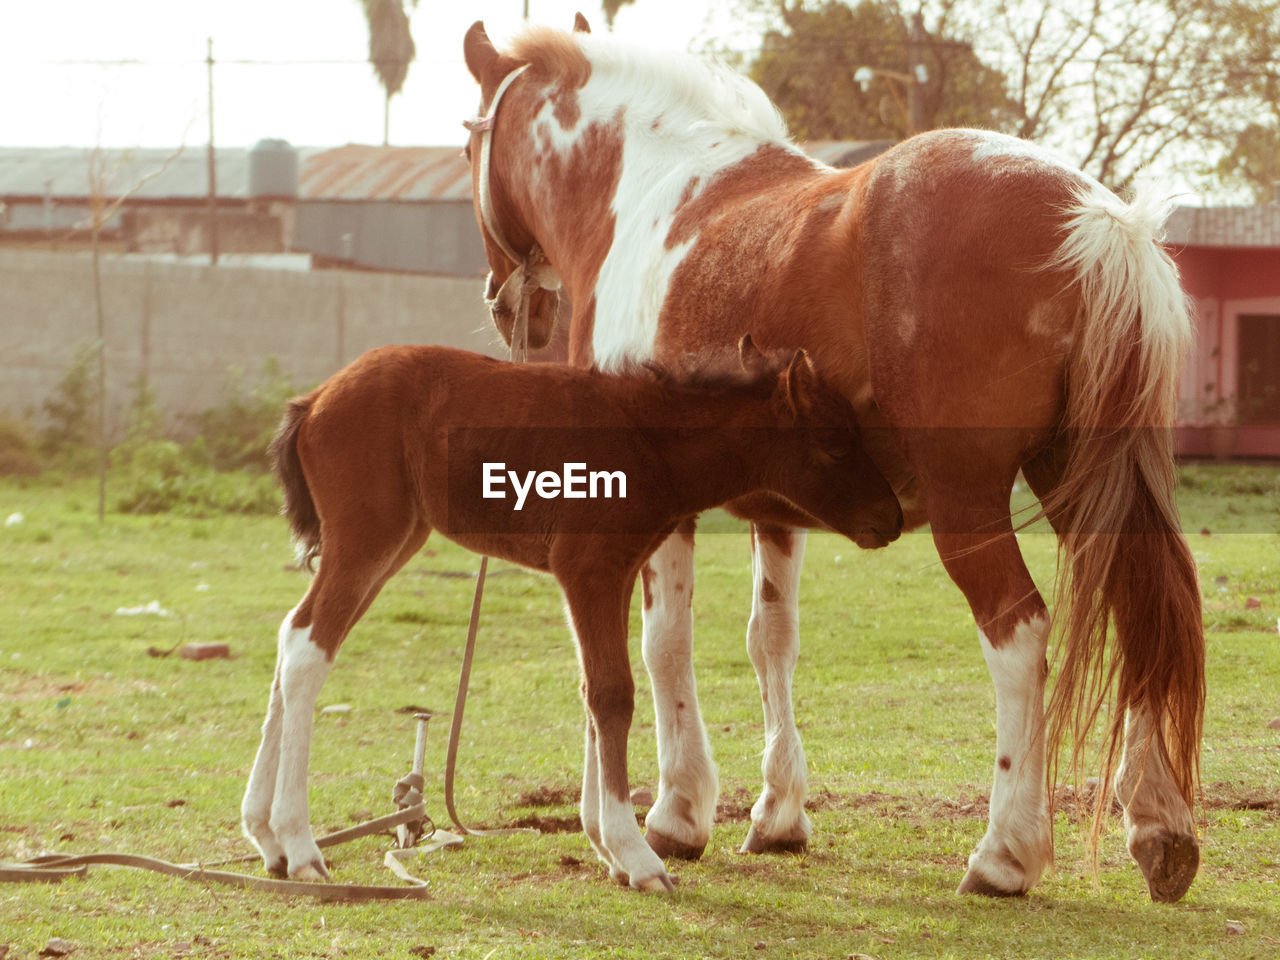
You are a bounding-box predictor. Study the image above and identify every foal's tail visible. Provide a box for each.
[1040,181,1204,826]
[268,392,323,571]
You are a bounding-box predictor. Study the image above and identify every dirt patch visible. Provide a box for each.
[518,784,579,808]
[506,813,582,834]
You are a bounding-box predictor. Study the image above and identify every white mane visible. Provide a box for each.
[576,35,792,147]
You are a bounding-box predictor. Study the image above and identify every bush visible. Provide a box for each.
[0,414,40,476]
[38,341,100,471]
[113,439,281,516]
[186,358,299,473]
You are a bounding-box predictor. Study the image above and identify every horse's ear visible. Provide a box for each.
[738,333,767,374]
[464,21,499,83]
[779,349,817,417]
[573,12,592,33]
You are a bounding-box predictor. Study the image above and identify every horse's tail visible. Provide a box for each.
[1040,181,1204,830]
[269,392,323,571]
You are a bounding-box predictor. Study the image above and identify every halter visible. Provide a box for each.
[464,63,560,361]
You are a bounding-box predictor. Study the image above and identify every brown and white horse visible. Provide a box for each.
[240,340,902,890]
[462,19,1205,902]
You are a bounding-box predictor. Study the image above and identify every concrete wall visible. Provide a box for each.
[0,249,508,435]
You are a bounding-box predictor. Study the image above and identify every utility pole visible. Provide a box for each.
[907,12,925,136]
[206,37,219,265]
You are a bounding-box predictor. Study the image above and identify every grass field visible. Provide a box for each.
[1,466,1277,959]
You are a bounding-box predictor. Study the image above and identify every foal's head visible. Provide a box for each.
[743,337,903,549]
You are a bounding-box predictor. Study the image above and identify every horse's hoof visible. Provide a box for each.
[958,844,1031,898]
[646,828,706,861]
[634,872,676,893]
[1131,829,1199,903]
[739,823,807,855]
[266,856,288,879]
[956,866,1026,898]
[290,858,331,882]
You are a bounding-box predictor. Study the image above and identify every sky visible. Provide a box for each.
[2,0,762,150]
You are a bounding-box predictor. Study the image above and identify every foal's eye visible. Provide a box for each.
[824,443,856,463]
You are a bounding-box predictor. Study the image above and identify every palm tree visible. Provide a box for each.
[359,0,418,145]
[602,0,636,28]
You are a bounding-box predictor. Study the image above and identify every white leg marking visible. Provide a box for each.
[1115,703,1197,852]
[964,615,1052,894]
[267,611,333,880]
[742,528,811,852]
[640,533,718,856]
[241,644,287,873]
[579,720,612,875]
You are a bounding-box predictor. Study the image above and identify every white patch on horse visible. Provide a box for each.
[897,310,918,344]
[563,36,804,368]
[266,615,333,880]
[966,615,1052,893]
[964,129,1080,177]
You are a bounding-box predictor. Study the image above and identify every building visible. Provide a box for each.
[0,144,312,256]
[1167,205,1280,458]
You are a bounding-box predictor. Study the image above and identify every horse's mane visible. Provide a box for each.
[602,347,790,396]
[509,26,791,147]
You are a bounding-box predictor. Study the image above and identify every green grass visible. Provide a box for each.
[1,467,1277,959]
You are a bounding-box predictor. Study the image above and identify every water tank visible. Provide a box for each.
[248,138,298,199]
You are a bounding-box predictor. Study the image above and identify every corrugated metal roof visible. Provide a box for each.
[1166,205,1280,248]
[3,141,884,205]
[299,145,472,202]
[0,146,326,201]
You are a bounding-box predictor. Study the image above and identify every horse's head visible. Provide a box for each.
[463,18,591,353]
[746,337,903,549]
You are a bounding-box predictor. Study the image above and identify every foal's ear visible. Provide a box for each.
[464,21,499,83]
[779,349,818,417]
[738,333,767,374]
[574,12,592,33]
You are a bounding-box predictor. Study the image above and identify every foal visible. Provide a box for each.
[241,337,902,892]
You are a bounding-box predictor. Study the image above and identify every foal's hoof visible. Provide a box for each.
[646,828,706,861]
[1131,829,1199,903]
[266,856,288,879]
[634,872,677,893]
[290,858,332,882]
[739,823,807,855]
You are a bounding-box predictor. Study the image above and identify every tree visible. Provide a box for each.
[750,1,1021,141]
[968,0,1274,191]
[359,0,418,145]
[1214,1,1280,202]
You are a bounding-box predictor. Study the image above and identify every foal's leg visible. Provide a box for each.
[241,619,295,876]
[242,522,428,879]
[640,525,719,860]
[930,495,1053,897]
[559,552,673,892]
[741,524,812,854]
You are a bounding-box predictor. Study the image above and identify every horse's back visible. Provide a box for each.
[858,130,1091,439]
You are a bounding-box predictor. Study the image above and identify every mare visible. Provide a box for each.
[461,18,1206,901]
[240,339,903,891]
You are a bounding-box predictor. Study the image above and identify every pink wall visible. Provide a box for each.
[1169,245,1280,456]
